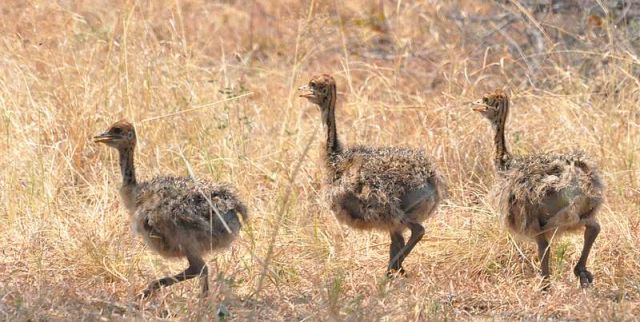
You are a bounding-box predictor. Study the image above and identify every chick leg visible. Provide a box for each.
[141,255,208,298]
[387,222,425,275]
[387,230,406,276]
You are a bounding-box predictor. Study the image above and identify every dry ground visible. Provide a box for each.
[0,0,639,320]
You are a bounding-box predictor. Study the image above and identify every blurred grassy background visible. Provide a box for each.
[0,0,638,320]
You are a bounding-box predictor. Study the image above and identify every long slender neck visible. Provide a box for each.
[493,100,511,170]
[321,84,342,159]
[118,146,137,187]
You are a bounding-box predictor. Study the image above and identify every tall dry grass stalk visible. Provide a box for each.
[0,0,638,320]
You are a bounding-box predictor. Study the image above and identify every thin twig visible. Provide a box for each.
[138,92,253,123]
[249,127,318,300]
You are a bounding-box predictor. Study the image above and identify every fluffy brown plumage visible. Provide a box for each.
[133,177,247,258]
[300,74,445,275]
[473,90,603,288]
[495,151,602,238]
[326,146,443,231]
[94,120,248,298]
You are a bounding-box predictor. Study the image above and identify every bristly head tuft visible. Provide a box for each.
[93,119,137,149]
[471,90,510,125]
[298,74,337,107]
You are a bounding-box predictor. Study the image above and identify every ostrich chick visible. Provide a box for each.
[299,74,445,276]
[472,90,603,288]
[94,120,248,298]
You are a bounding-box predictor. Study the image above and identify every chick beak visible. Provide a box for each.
[93,132,116,143]
[470,99,488,112]
[298,85,315,99]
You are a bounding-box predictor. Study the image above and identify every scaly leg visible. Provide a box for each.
[536,235,551,290]
[387,231,406,276]
[387,222,425,275]
[141,255,208,298]
[574,220,600,288]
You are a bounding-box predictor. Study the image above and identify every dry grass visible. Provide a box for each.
[0,0,638,320]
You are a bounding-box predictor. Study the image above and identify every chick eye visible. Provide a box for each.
[482,97,488,104]
[310,82,316,89]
